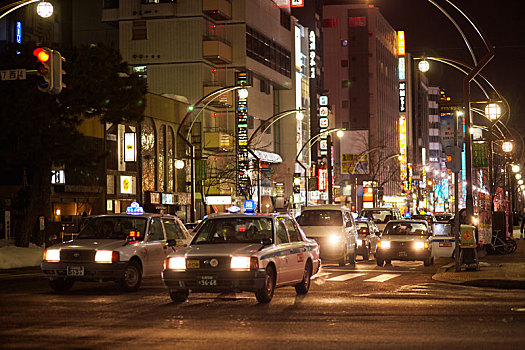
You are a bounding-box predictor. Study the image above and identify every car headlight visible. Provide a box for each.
[94,250,119,263]
[356,238,363,246]
[231,256,251,270]
[166,257,186,270]
[329,235,342,244]
[378,241,390,249]
[414,241,429,249]
[43,249,60,262]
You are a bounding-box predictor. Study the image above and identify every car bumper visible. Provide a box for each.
[356,244,369,255]
[376,248,431,261]
[41,261,128,281]
[162,269,267,293]
[317,243,345,261]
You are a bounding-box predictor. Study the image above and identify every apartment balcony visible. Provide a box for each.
[141,2,176,18]
[203,131,233,151]
[203,85,233,107]
[203,38,232,64]
[202,0,232,21]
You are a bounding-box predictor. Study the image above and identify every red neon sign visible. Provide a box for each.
[318,169,328,191]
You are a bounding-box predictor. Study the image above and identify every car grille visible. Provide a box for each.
[60,249,96,262]
[186,256,232,271]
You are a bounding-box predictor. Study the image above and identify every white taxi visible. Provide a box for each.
[162,211,320,303]
[41,205,190,292]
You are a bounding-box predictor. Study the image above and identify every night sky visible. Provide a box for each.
[371,0,525,132]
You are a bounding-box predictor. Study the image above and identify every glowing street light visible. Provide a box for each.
[512,164,520,173]
[515,173,522,180]
[485,103,502,121]
[418,60,430,73]
[37,1,53,18]
[502,140,513,153]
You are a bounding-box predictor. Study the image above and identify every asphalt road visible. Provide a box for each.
[1,258,525,349]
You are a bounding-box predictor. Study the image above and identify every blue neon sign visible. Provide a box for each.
[16,22,22,44]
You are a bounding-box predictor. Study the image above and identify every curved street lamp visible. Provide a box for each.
[295,128,345,206]
[0,0,53,20]
[246,108,305,212]
[176,84,246,222]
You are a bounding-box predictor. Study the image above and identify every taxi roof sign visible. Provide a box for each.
[244,199,257,213]
[126,202,144,215]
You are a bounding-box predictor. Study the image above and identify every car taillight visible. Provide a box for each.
[250,257,259,269]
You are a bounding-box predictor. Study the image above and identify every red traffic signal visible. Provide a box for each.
[33,48,50,64]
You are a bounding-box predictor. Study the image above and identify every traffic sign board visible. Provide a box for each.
[0,69,26,81]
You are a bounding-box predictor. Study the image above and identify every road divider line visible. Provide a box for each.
[326,273,365,281]
[364,274,401,282]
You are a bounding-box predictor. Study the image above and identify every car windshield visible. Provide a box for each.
[361,209,393,223]
[76,217,147,240]
[191,217,274,244]
[297,210,343,226]
[435,214,453,222]
[383,222,429,236]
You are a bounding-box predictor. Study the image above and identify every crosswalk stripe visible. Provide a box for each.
[326,273,365,281]
[364,274,400,282]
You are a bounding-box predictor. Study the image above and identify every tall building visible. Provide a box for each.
[102,0,309,217]
[323,2,400,210]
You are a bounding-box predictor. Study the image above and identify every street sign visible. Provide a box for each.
[0,69,26,81]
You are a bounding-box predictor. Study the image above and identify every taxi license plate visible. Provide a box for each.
[198,276,217,286]
[67,266,84,276]
[439,242,452,247]
[398,251,407,257]
[187,260,200,269]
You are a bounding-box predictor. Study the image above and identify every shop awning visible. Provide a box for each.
[249,150,282,164]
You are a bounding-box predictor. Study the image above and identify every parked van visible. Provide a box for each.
[296,205,358,266]
[360,207,403,232]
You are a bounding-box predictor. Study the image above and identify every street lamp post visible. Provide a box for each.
[0,0,53,20]
[176,85,245,222]
[502,140,514,235]
[295,128,344,206]
[485,103,502,212]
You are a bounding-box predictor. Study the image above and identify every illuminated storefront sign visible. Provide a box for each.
[51,170,65,184]
[398,57,405,80]
[309,30,316,78]
[16,22,22,44]
[319,96,329,156]
[235,72,249,195]
[120,175,134,194]
[124,132,136,162]
[397,31,405,56]
[399,115,407,182]
[318,168,328,191]
[291,0,304,7]
[399,82,406,112]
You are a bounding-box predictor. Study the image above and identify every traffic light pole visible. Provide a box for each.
[453,111,461,272]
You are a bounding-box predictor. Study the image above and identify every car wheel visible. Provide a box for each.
[295,261,312,294]
[48,278,74,292]
[376,258,384,267]
[338,247,347,267]
[118,261,142,292]
[255,265,276,303]
[385,259,392,265]
[169,289,189,302]
[362,246,370,261]
[423,256,434,266]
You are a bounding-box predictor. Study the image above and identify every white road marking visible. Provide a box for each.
[326,273,365,281]
[364,274,401,282]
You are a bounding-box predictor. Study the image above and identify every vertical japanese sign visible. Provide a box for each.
[235,72,249,195]
[309,29,316,79]
[319,95,329,156]
[399,115,407,187]
[318,168,328,191]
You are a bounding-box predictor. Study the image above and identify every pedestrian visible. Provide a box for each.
[519,208,525,239]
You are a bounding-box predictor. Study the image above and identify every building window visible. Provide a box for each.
[341,60,348,67]
[280,9,291,30]
[260,79,270,94]
[133,65,147,80]
[323,18,339,27]
[342,100,349,109]
[132,21,147,40]
[103,0,119,9]
[342,80,351,88]
[246,26,291,78]
[348,16,367,27]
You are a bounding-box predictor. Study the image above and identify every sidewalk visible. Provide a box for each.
[432,234,525,290]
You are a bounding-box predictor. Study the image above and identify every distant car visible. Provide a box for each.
[360,207,403,232]
[162,212,320,303]
[41,211,191,292]
[354,218,379,260]
[435,213,454,223]
[411,213,437,227]
[375,220,433,267]
[296,205,358,267]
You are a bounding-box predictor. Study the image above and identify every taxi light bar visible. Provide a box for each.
[167,257,186,270]
[95,250,119,263]
[43,249,60,262]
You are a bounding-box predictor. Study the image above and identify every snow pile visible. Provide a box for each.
[0,240,44,269]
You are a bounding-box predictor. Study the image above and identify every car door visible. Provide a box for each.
[344,211,357,255]
[431,222,455,258]
[275,218,293,284]
[283,217,306,282]
[162,217,189,258]
[142,217,166,276]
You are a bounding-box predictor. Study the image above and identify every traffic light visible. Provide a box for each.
[51,50,66,95]
[34,47,52,93]
[293,173,301,194]
[445,146,462,173]
[33,47,66,94]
